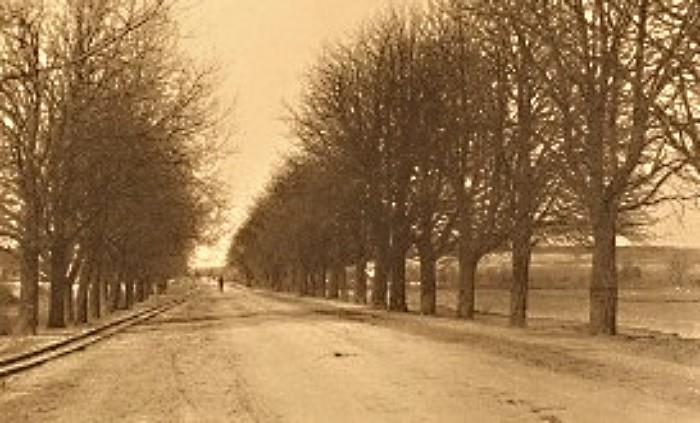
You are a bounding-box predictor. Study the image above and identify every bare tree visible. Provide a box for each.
[0,1,48,334]
[521,0,698,334]
[1,0,222,330]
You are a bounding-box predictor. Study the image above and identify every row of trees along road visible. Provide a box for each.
[0,0,222,335]
[230,0,700,335]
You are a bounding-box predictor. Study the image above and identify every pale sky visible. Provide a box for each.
[179,0,419,267]
[179,1,700,267]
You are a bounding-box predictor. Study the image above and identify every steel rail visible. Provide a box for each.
[0,297,187,379]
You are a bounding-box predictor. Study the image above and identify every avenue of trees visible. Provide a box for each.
[230,0,699,336]
[0,0,221,334]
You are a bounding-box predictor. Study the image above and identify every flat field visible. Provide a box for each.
[402,246,700,338]
[405,286,700,339]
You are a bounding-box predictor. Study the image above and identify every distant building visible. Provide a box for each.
[0,251,19,282]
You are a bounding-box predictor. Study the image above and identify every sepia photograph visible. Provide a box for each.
[0,0,699,421]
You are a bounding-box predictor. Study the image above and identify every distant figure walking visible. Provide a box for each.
[218,275,224,292]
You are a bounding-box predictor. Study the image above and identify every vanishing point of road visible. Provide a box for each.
[1,281,698,422]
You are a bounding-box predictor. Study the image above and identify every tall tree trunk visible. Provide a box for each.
[317,267,326,297]
[418,240,437,315]
[388,244,408,312]
[101,272,110,311]
[64,257,82,325]
[269,269,276,291]
[372,254,388,308]
[17,239,40,335]
[354,258,367,304]
[371,222,389,308]
[104,274,111,305]
[297,266,308,296]
[16,42,42,335]
[75,264,91,324]
[110,278,121,312]
[136,279,145,302]
[510,42,535,328]
[510,224,532,327]
[389,198,409,312]
[589,204,618,335]
[338,265,348,301]
[457,244,478,319]
[89,264,101,319]
[124,279,134,309]
[308,272,318,297]
[282,268,290,292]
[291,267,298,294]
[328,263,340,299]
[48,240,68,328]
[65,282,74,324]
[274,268,282,292]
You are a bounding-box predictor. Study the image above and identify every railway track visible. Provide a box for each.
[0,297,188,379]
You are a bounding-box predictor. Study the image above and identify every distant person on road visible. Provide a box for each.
[218,275,224,292]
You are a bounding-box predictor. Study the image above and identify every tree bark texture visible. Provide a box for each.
[457,245,477,319]
[89,265,101,319]
[510,48,535,328]
[589,205,618,335]
[510,233,531,327]
[327,264,340,299]
[297,266,308,296]
[308,272,318,297]
[17,240,40,335]
[136,279,146,302]
[48,240,68,328]
[64,259,82,324]
[75,265,91,324]
[125,279,134,309]
[418,240,437,315]
[371,222,389,308]
[317,267,327,297]
[388,245,408,312]
[389,196,409,312]
[338,265,348,301]
[109,279,121,311]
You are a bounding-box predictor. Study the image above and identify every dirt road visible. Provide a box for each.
[1,282,698,422]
